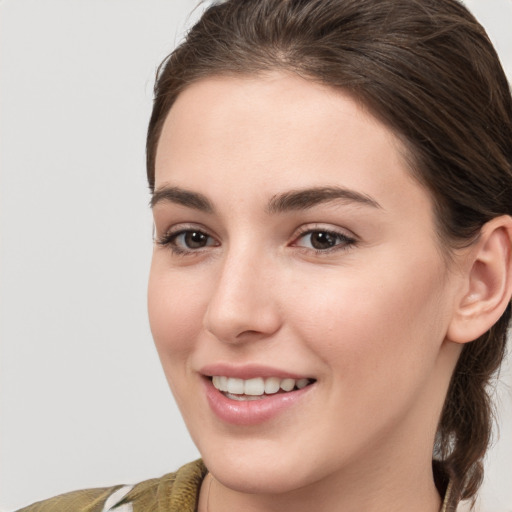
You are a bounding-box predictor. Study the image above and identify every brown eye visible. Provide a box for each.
[182,231,210,248]
[309,231,337,250]
[294,229,356,252]
[162,229,218,252]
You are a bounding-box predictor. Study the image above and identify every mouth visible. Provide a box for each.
[210,375,316,401]
[200,364,317,425]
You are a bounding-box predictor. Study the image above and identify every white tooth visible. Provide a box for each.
[244,377,265,396]
[280,378,296,392]
[219,376,228,392]
[212,376,221,390]
[227,377,244,395]
[264,377,281,394]
[296,378,309,389]
[225,392,263,401]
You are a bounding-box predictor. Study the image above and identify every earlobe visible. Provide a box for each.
[447,215,512,344]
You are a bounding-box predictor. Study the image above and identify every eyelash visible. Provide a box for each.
[156,226,218,256]
[291,226,357,254]
[156,225,357,256]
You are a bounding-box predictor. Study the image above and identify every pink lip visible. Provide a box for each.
[202,375,315,426]
[199,363,309,380]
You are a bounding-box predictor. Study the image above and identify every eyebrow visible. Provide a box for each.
[150,186,214,212]
[267,186,382,213]
[150,185,381,213]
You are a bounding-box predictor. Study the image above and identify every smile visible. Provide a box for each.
[204,373,316,425]
[211,376,313,400]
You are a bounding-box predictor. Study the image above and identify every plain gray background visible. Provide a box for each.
[1,1,511,510]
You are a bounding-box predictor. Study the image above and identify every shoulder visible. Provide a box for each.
[15,459,207,512]
[14,485,131,512]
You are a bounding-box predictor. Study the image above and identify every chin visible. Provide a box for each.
[208,459,308,494]
[198,440,326,495]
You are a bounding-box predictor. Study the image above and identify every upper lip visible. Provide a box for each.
[199,363,311,380]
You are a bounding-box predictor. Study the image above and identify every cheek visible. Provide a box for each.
[148,262,207,366]
[286,260,452,450]
[288,255,451,392]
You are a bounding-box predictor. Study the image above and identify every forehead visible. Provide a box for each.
[154,72,432,220]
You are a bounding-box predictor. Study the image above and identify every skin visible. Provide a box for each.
[148,72,469,512]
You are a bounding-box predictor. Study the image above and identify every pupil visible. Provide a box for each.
[312,232,336,249]
[185,231,207,248]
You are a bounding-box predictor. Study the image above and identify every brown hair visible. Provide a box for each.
[146,0,512,509]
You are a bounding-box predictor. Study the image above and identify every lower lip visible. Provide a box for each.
[203,378,315,426]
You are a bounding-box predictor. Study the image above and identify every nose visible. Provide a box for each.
[203,249,282,344]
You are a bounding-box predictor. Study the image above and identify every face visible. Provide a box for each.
[149,73,461,494]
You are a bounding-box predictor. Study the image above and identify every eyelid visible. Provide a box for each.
[292,223,357,241]
[155,222,215,241]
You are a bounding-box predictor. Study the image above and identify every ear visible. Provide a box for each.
[447,215,512,344]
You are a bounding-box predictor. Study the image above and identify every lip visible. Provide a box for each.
[202,373,315,426]
[199,363,310,380]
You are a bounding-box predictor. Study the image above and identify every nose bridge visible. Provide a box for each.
[203,242,280,343]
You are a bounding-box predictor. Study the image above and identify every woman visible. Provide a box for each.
[17,0,512,511]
